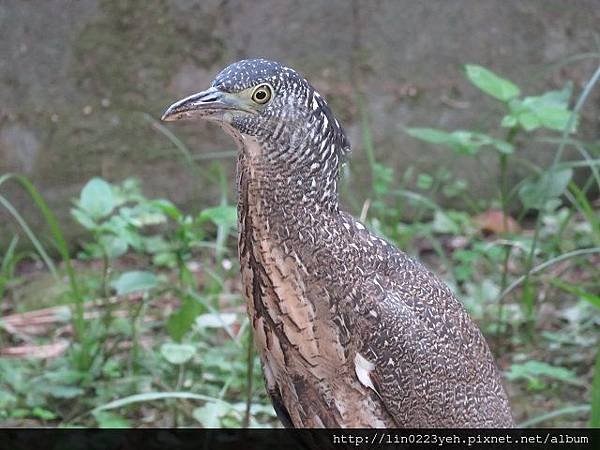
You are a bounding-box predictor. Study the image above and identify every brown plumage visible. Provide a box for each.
[162,59,514,427]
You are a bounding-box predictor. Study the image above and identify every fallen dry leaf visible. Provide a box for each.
[473,209,521,234]
[0,340,69,359]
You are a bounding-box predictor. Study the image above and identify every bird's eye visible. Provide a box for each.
[251,84,272,104]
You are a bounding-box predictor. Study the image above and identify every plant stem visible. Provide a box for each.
[243,328,255,428]
[496,127,518,339]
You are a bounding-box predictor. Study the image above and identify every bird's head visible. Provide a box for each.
[162,59,349,162]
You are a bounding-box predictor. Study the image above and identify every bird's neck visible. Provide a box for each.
[235,133,342,214]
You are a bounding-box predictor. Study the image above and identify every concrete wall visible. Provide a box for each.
[1,0,599,244]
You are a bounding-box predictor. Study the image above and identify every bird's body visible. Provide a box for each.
[162,59,514,427]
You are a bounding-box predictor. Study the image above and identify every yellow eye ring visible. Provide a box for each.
[251,84,273,104]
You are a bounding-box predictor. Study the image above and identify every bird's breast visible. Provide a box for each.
[237,173,395,426]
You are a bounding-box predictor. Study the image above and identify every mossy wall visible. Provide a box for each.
[1,0,599,245]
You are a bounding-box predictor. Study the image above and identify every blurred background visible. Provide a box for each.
[0,0,599,428]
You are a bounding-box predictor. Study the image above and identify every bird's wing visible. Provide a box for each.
[353,283,512,427]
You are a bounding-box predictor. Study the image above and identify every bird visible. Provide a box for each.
[161,58,514,428]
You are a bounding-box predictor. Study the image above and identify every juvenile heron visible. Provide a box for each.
[162,59,513,427]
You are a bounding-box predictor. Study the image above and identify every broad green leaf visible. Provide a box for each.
[416,173,433,190]
[42,369,86,385]
[10,409,30,419]
[541,81,573,105]
[195,312,237,329]
[373,162,394,196]
[79,177,115,220]
[504,83,577,133]
[111,178,143,207]
[143,235,171,254]
[518,168,573,210]
[32,407,57,420]
[431,210,461,234]
[500,115,518,128]
[516,110,541,131]
[167,295,205,341]
[99,234,128,259]
[111,271,158,295]
[465,65,520,101]
[71,207,97,230]
[405,128,455,145]
[406,128,512,155]
[39,384,84,399]
[442,179,468,198]
[451,131,482,155]
[535,106,574,132]
[160,343,196,365]
[150,199,182,220]
[152,251,177,268]
[120,204,167,227]
[521,96,576,132]
[490,139,514,155]
[193,402,231,427]
[507,360,576,384]
[198,205,237,228]
[93,410,131,428]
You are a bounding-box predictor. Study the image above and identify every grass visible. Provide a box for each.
[0,62,599,428]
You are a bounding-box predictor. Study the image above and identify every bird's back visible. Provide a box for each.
[338,213,514,427]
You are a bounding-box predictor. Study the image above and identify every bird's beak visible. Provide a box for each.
[161,86,253,122]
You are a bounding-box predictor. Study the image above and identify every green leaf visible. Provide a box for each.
[93,410,131,428]
[517,110,542,131]
[193,402,231,427]
[39,384,85,399]
[42,369,85,385]
[99,234,129,259]
[160,343,196,365]
[416,173,433,190]
[32,407,57,421]
[111,271,158,295]
[500,115,518,128]
[198,205,237,228]
[79,177,115,220]
[120,204,167,228]
[71,207,98,230]
[464,65,520,101]
[10,409,30,419]
[431,210,461,234]
[442,179,468,198]
[504,83,577,133]
[167,295,205,341]
[405,128,455,145]
[372,162,394,196]
[143,235,171,254]
[150,199,182,220]
[521,95,576,132]
[490,139,514,155]
[405,128,512,155]
[518,168,573,210]
[551,279,600,309]
[152,252,177,268]
[507,360,576,385]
